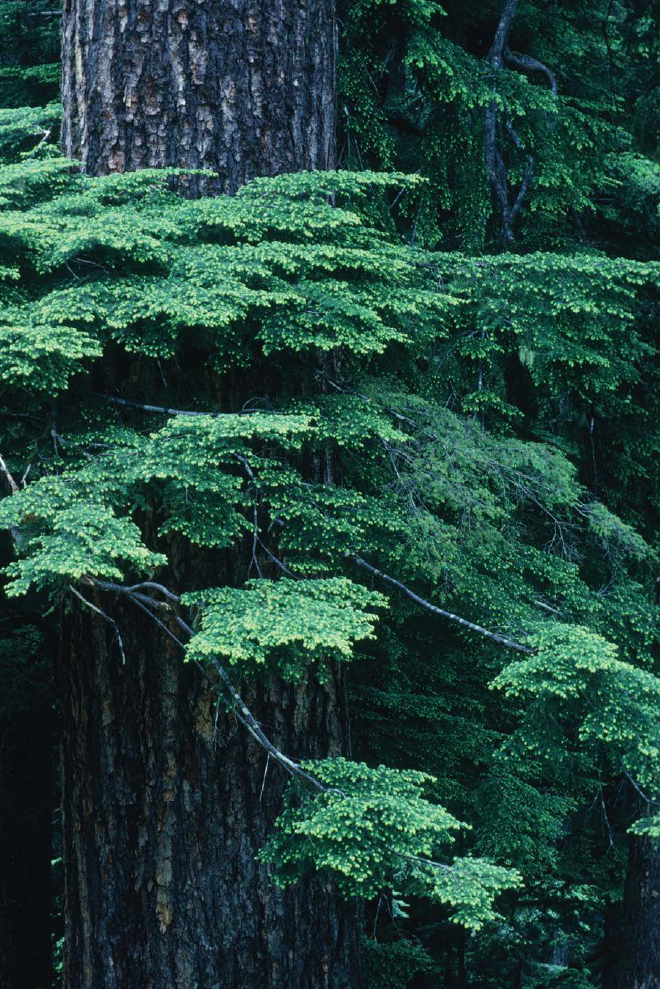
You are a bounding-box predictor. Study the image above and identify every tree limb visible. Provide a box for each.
[503,46,558,95]
[97,394,260,417]
[351,555,533,654]
[487,0,520,68]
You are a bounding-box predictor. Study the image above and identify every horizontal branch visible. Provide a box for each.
[352,556,533,654]
[97,394,260,417]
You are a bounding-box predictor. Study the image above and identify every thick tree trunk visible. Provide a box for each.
[616,833,660,989]
[58,599,358,988]
[58,3,359,987]
[61,0,335,193]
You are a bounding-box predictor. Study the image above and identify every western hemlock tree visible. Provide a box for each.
[58,1,359,986]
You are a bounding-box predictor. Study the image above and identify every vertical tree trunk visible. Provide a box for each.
[58,2,360,988]
[59,600,358,988]
[61,0,336,193]
[616,834,660,989]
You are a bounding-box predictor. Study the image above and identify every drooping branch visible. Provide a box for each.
[69,584,126,665]
[86,577,325,789]
[352,555,533,654]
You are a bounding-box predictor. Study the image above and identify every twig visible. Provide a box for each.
[259,754,271,803]
[232,453,263,578]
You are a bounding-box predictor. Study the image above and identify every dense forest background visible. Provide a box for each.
[0,0,659,987]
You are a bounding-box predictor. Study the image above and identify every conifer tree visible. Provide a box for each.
[57,1,359,986]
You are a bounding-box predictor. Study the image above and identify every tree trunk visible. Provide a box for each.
[616,833,660,989]
[61,0,336,193]
[58,599,358,988]
[58,2,360,987]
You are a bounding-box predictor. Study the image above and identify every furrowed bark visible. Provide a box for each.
[58,598,358,989]
[61,0,335,194]
[616,830,660,988]
[58,2,360,987]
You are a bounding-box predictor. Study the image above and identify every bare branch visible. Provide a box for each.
[96,394,260,417]
[503,46,558,95]
[24,127,52,160]
[0,453,19,495]
[351,555,533,654]
[69,585,126,665]
[256,537,299,578]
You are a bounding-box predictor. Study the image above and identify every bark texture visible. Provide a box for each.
[58,5,358,986]
[61,0,336,192]
[58,600,358,989]
[616,834,660,989]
